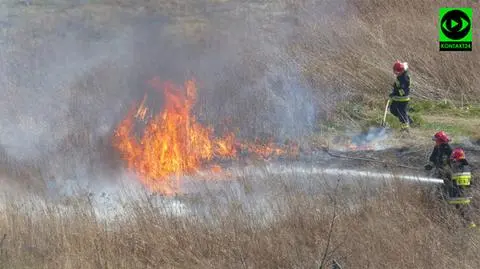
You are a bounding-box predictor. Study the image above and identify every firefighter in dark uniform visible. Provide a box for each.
[424,131,453,179]
[389,60,413,131]
[447,148,476,228]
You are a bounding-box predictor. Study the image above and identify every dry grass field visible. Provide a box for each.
[0,0,480,268]
[1,172,480,269]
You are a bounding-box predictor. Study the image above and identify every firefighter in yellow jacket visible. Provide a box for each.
[447,148,476,228]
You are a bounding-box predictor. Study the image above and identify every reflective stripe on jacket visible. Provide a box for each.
[390,96,411,102]
[447,197,472,205]
[452,171,471,186]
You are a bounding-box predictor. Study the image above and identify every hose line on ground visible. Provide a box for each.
[322,147,424,171]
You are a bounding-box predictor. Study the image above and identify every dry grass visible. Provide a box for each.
[9,0,480,105]
[289,0,480,116]
[1,173,480,269]
[2,1,480,268]
[6,0,479,128]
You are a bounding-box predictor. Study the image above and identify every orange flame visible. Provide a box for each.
[344,142,376,152]
[113,77,298,194]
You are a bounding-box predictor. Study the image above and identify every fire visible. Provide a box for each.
[134,94,148,121]
[340,139,380,152]
[346,144,375,151]
[113,77,298,194]
[210,165,223,173]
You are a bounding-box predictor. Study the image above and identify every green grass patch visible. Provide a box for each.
[410,100,480,117]
[420,121,476,138]
[322,99,480,136]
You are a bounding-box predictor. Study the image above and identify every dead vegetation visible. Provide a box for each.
[290,0,480,104]
[1,0,480,268]
[1,173,479,268]
[6,0,479,128]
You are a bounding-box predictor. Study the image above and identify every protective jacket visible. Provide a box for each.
[446,159,472,205]
[429,143,453,169]
[389,70,410,102]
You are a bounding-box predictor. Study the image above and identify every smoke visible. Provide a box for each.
[0,8,152,189]
[189,2,319,143]
[0,1,344,195]
[0,28,132,160]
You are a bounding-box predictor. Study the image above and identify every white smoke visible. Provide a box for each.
[0,0,345,196]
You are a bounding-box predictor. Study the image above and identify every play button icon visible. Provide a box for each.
[441,9,471,40]
[450,19,458,29]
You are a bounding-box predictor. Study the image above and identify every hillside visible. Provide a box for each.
[0,0,480,268]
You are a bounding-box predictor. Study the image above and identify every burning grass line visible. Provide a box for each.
[113,77,300,195]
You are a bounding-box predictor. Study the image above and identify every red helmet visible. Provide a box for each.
[450,148,466,161]
[393,60,407,75]
[432,131,450,144]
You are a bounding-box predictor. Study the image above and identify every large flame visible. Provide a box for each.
[113,77,298,194]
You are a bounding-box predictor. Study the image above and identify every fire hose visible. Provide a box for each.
[322,147,424,171]
[323,147,478,175]
[381,99,390,127]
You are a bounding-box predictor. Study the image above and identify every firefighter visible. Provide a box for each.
[389,60,413,131]
[447,148,476,228]
[424,131,453,178]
